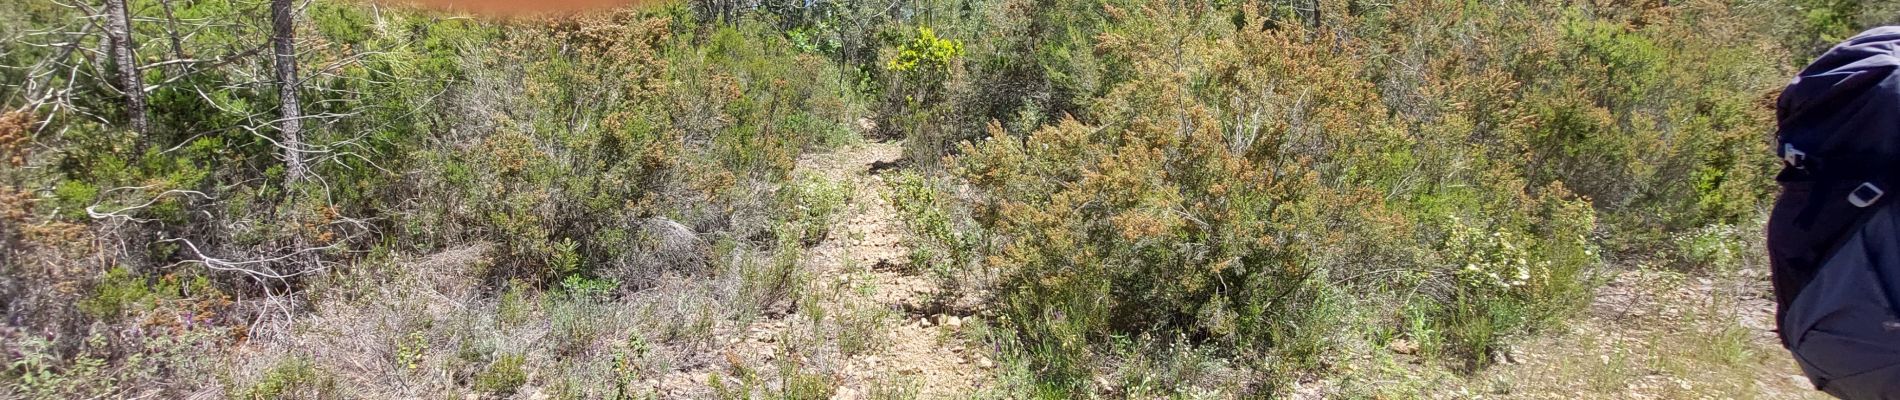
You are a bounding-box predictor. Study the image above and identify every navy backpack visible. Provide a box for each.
[1771,26,1900,399]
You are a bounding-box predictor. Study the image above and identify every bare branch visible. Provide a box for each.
[83,188,213,223]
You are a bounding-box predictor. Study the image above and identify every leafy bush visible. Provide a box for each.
[779,366,837,400]
[879,25,969,162]
[887,171,974,286]
[1426,188,1600,367]
[887,27,964,74]
[947,6,1424,381]
[778,174,852,246]
[79,267,154,320]
[351,12,874,295]
[474,354,528,396]
[920,0,1774,394]
[235,357,339,400]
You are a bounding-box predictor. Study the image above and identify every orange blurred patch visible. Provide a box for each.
[375,0,670,16]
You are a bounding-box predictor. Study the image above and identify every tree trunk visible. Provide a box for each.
[271,0,307,184]
[103,0,147,135]
[270,0,319,273]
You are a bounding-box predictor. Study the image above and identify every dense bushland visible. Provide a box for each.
[885,0,1897,396]
[3,0,1900,397]
[1,2,865,397]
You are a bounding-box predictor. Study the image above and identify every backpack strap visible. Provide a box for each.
[1783,143,1900,313]
[1783,143,1893,229]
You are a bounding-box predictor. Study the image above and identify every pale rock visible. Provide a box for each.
[1387,339,1418,355]
[976,356,994,369]
[831,387,859,400]
[1790,374,1814,389]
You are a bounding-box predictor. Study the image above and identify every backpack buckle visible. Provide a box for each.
[1850,182,1885,208]
[1783,143,1808,169]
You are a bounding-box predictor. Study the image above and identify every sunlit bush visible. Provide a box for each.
[930,0,1769,393]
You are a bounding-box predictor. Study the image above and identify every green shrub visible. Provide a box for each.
[79,266,153,320]
[549,292,611,357]
[779,367,836,400]
[396,15,868,289]
[778,174,852,245]
[1780,0,1900,60]
[1672,223,1752,273]
[937,2,1622,393]
[235,357,339,400]
[738,234,807,319]
[880,25,967,162]
[4,336,110,397]
[832,297,893,356]
[612,334,654,400]
[497,279,534,327]
[474,354,528,396]
[395,330,428,372]
[1425,186,1599,367]
[887,27,964,74]
[954,0,1119,141]
[887,171,973,286]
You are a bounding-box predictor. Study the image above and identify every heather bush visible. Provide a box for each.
[887,171,977,288]
[904,0,1784,394]
[957,0,1121,135]
[473,353,528,395]
[0,0,1883,397]
[947,8,1408,387]
[232,357,339,399]
[879,25,968,163]
[397,13,867,289]
[2,3,870,396]
[1783,0,1900,60]
[778,174,852,246]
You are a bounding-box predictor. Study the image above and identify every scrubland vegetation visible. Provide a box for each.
[3,0,1899,398]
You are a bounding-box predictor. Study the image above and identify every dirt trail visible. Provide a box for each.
[654,142,1824,399]
[658,141,992,399]
[1446,267,1831,399]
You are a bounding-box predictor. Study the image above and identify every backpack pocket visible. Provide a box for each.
[1785,206,1900,390]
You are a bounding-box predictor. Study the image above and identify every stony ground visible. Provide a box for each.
[657,141,995,399]
[1477,267,1829,400]
[1323,265,1834,399]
